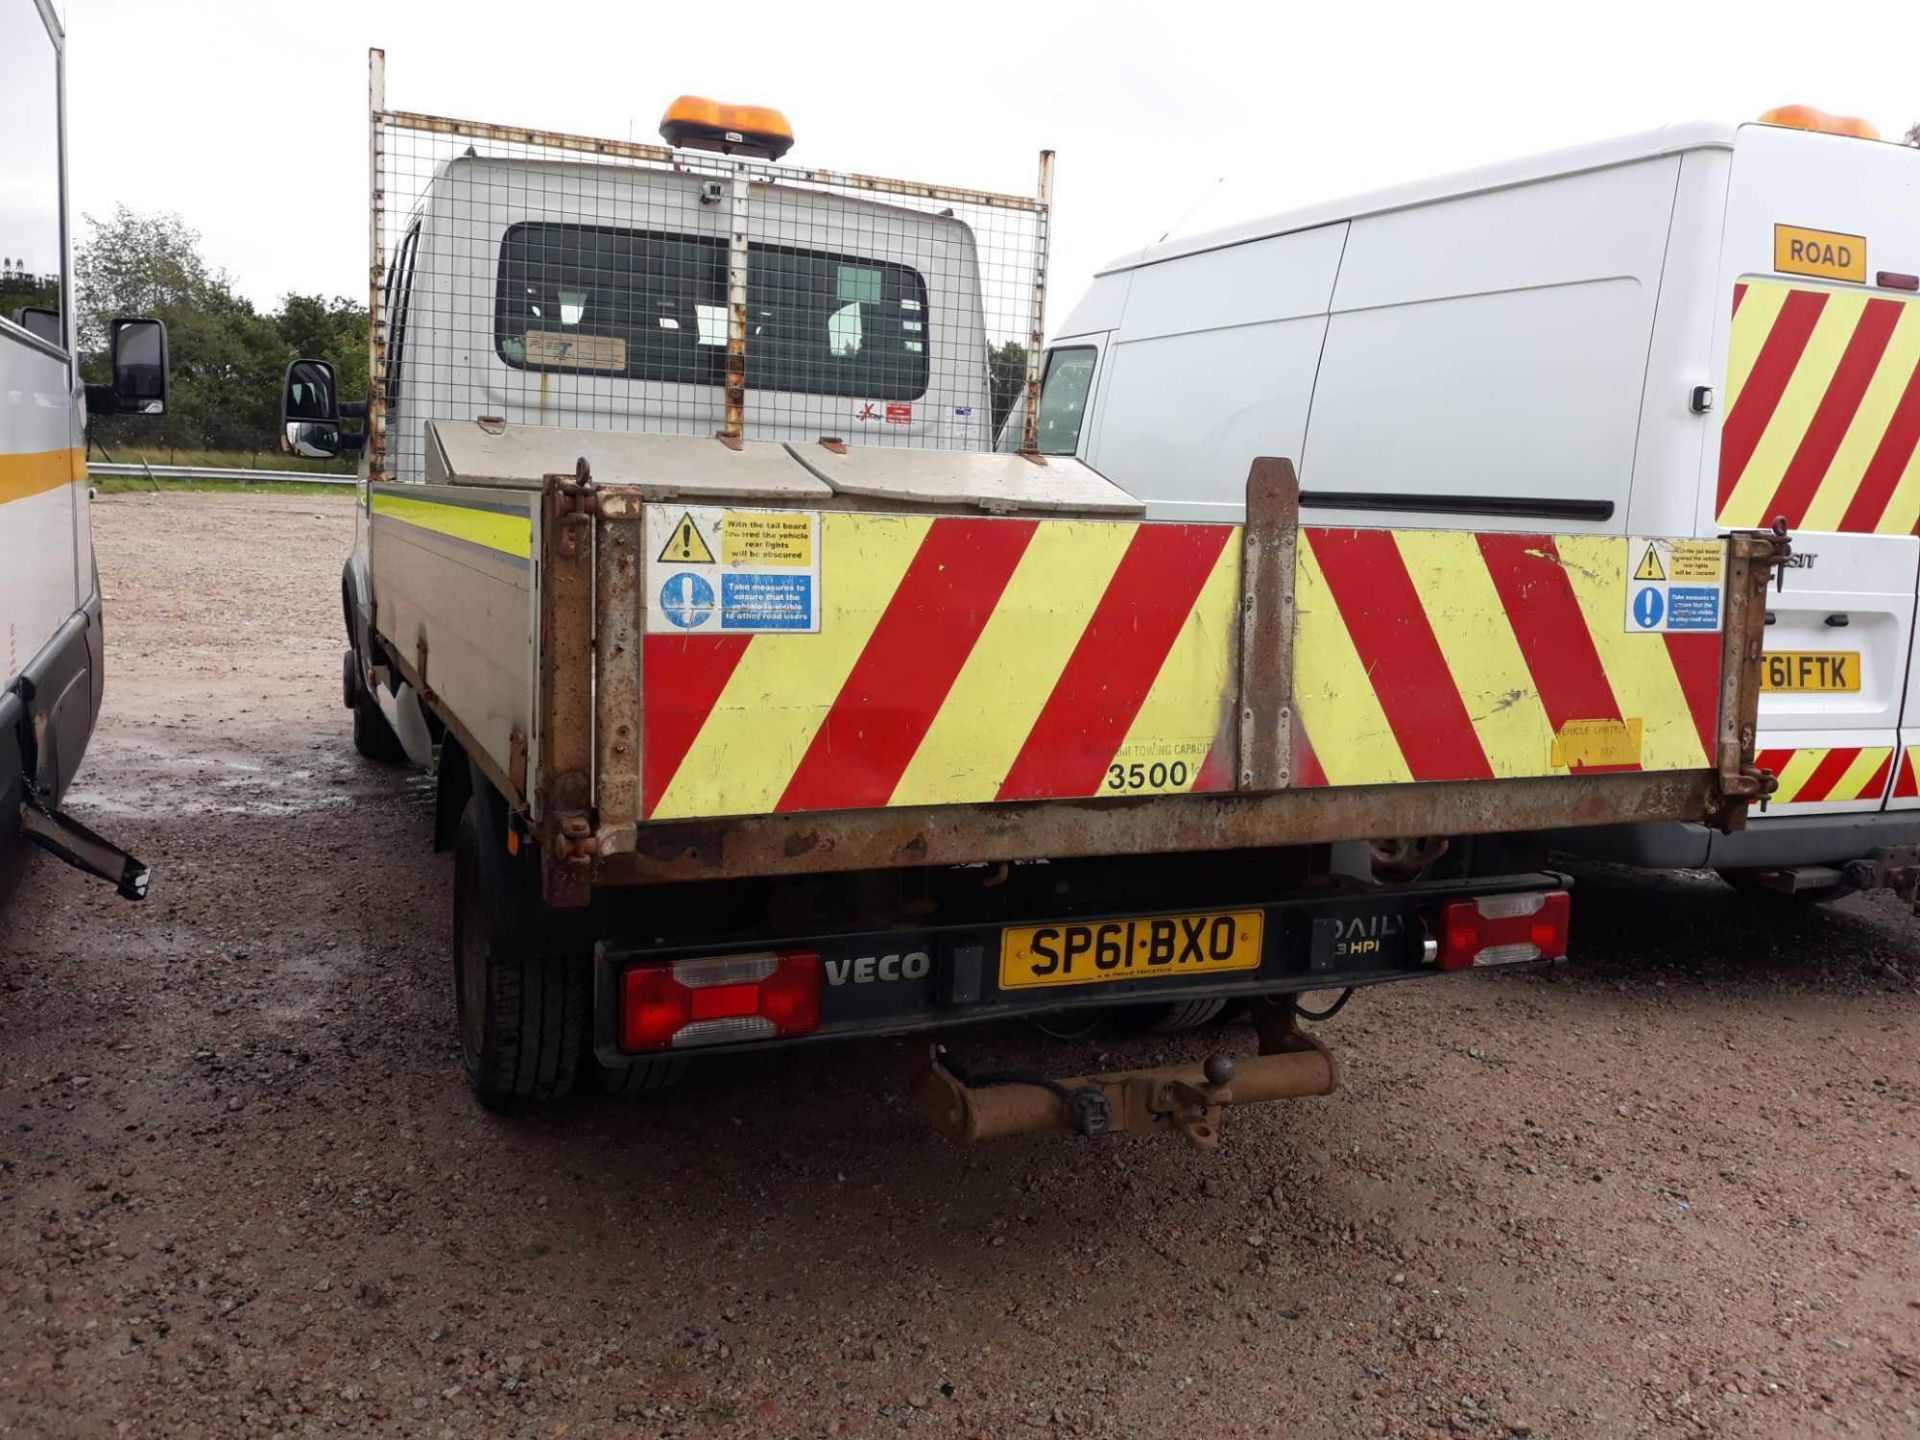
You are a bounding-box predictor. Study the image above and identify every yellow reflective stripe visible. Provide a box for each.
[0,447,80,505]
[1393,530,1557,779]
[1769,748,1824,804]
[654,512,932,819]
[888,520,1136,809]
[1725,281,1789,411]
[370,492,531,558]
[1293,530,1412,787]
[1720,289,1868,528]
[1555,536,1707,770]
[1109,537,1241,794]
[1808,298,1920,532]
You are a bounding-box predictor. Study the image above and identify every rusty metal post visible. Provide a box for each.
[719,171,750,447]
[1018,149,1054,455]
[1237,457,1300,791]
[1710,528,1791,830]
[594,487,644,857]
[539,464,599,908]
[366,48,387,487]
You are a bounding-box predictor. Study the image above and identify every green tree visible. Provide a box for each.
[74,208,367,457]
[73,207,217,355]
[276,293,369,401]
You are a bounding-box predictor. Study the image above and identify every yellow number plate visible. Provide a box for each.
[1762,651,1861,692]
[998,911,1263,990]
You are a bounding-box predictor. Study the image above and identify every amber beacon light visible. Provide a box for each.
[1756,104,1881,141]
[659,96,795,160]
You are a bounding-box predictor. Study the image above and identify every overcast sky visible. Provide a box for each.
[59,0,1920,329]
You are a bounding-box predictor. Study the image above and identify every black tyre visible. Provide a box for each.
[593,1054,688,1097]
[351,684,407,764]
[452,793,588,1108]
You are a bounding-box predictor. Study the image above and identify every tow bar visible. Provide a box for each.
[911,1001,1337,1152]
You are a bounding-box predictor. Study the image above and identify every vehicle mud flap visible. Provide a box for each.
[17,779,150,900]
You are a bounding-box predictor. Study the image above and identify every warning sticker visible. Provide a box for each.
[657,511,717,565]
[1551,717,1644,770]
[722,511,814,567]
[1625,537,1724,634]
[644,505,821,635]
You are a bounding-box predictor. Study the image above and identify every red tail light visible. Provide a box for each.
[620,951,822,1052]
[1438,890,1569,970]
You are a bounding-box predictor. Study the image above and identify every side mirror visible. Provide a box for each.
[16,307,60,347]
[281,358,341,459]
[109,318,168,414]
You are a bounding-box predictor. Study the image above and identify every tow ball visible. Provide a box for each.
[910,1002,1339,1152]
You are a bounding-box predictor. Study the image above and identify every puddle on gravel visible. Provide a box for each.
[63,733,425,818]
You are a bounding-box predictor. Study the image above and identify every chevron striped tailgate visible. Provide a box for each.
[1715,279,1920,533]
[639,511,1727,821]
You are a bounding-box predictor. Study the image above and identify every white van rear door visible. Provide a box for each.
[1712,127,1920,818]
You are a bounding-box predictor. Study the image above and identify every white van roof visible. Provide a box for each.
[1095,122,1743,276]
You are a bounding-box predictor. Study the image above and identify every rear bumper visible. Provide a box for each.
[6,592,102,818]
[593,870,1570,1066]
[1546,812,1920,870]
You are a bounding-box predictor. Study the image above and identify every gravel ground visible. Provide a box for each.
[3,492,1918,1440]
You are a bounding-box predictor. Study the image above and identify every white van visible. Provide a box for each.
[3,0,164,900]
[1024,110,1920,892]
[378,154,994,487]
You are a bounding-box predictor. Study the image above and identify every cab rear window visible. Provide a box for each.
[1033,346,1097,455]
[495,222,930,401]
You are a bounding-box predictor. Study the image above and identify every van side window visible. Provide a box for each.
[0,3,63,354]
[493,222,929,401]
[385,223,422,411]
[1033,347,1097,455]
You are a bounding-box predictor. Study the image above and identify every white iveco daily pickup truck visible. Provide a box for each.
[280,60,1782,1142]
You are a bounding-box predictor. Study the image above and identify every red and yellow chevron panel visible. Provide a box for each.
[1753,745,1893,806]
[639,510,1728,821]
[1893,747,1920,802]
[1292,530,1722,788]
[642,512,1241,820]
[1716,278,1920,532]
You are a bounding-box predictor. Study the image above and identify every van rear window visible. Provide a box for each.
[495,222,930,401]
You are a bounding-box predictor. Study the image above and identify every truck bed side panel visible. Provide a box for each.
[367,483,534,790]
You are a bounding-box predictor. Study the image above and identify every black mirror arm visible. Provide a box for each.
[84,383,121,417]
[339,398,369,420]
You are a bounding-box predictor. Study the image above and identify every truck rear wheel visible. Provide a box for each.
[452,793,588,1109]
[347,651,407,764]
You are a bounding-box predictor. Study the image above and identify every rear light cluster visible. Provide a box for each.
[1438,890,1569,970]
[619,951,822,1052]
